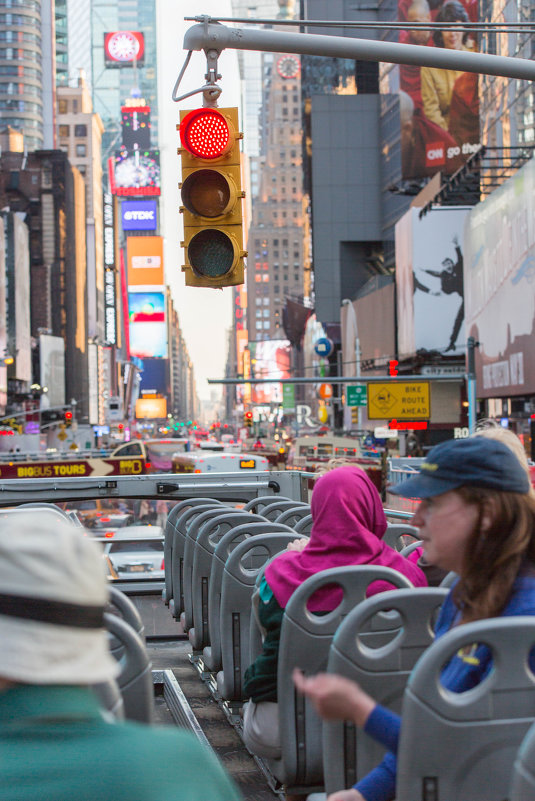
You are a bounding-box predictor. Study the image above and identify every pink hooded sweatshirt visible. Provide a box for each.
[264,465,427,611]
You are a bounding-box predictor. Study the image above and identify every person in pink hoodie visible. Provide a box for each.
[242,465,427,759]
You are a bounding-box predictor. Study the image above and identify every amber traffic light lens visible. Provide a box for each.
[188,230,234,277]
[180,109,230,159]
[181,170,231,218]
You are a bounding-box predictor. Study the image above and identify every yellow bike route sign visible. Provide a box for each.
[367,382,430,420]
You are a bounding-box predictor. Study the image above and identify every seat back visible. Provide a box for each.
[262,499,309,521]
[324,588,448,793]
[189,512,266,649]
[170,502,223,620]
[276,505,312,528]
[397,616,535,801]
[294,514,313,535]
[204,521,296,673]
[103,612,153,723]
[382,523,420,551]
[182,508,254,635]
[107,585,145,660]
[243,495,293,514]
[215,529,296,699]
[511,720,535,801]
[163,499,217,605]
[271,565,414,789]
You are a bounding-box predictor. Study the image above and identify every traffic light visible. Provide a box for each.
[351,407,359,425]
[178,107,246,288]
[64,410,73,427]
[244,411,253,428]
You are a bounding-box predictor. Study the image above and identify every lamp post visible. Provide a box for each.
[342,299,362,431]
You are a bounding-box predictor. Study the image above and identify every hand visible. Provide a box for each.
[292,669,376,726]
[328,791,366,801]
[286,537,309,552]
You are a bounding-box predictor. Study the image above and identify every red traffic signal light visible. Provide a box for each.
[178,107,246,288]
[64,411,73,421]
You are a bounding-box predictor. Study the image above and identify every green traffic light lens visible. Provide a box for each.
[182,170,231,218]
[188,230,234,277]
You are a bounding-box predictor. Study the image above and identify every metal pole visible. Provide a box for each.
[355,335,362,431]
[208,374,464,385]
[183,21,535,82]
[466,337,478,434]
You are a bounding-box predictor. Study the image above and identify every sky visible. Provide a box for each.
[156,0,242,401]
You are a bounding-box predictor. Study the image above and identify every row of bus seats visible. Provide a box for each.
[161,494,535,801]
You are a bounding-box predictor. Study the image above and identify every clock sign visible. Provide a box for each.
[104,31,145,67]
[276,55,300,79]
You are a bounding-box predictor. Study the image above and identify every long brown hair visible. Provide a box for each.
[453,487,535,623]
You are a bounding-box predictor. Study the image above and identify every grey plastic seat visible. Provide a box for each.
[188,512,267,649]
[181,508,256,635]
[511,720,535,801]
[215,530,297,702]
[92,678,124,719]
[163,498,218,605]
[107,585,145,660]
[440,570,459,588]
[323,587,448,793]
[294,514,313,535]
[203,522,295,673]
[170,501,223,621]
[396,616,535,801]
[268,565,413,791]
[243,495,293,514]
[103,611,153,723]
[261,499,310,521]
[399,539,423,558]
[382,523,420,551]
[275,504,311,528]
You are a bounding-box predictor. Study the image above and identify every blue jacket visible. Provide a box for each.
[354,572,535,801]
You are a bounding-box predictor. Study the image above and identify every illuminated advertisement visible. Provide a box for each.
[249,339,291,404]
[126,236,164,286]
[128,292,167,359]
[397,0,480,179]
[135,397,167,419]
[113,149,160,197]
[121,105,151,150]
[122,200,157,232]
[103,192,117,345]
[104,31,145,67]
[396,206,469,358]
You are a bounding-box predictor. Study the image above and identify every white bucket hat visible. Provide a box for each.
[0,511,119,684]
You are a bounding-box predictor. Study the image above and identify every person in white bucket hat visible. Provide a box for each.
[0,512,242,801]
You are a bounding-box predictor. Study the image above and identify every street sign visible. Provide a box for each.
[367,381,430,420]
[314,337,334,358]
[317,383,333,400]
[282,383,295,412]
[346,384,367,407]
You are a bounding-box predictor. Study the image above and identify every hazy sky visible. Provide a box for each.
[156,0,242,401]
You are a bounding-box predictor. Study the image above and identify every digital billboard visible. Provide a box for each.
[122,200,157,232]
[135,397,167,419]
[112,149,160,197]
[128,291,167,359]
[249,340,291,404]
[126,236,163,286]
[139,357,168,396]
[397,0,480,179]
[104,31,144,67]
[103,192,117,345]
[121,105,151,150]
[396,206,469,358]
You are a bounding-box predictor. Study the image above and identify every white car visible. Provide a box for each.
[102,525,164,579]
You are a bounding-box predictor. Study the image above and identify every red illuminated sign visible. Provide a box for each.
[104,31,145,67]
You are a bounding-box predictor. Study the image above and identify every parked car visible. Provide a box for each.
[102,525,164,579]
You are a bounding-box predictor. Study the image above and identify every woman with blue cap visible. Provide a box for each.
[293,436,535,801]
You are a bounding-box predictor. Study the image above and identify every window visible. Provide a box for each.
[58,124,69,137]
[58,99,67,114]
[263,309,270,317]
[74,124,87,137]
[72,99,78,112]
[263,321,270,329]
[75,144,86,157]
[263,298,269,305]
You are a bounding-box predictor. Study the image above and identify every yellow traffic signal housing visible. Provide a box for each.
[351,407,359,425]
[178,107,247,288]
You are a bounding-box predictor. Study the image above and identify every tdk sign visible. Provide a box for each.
[121,200,157,231]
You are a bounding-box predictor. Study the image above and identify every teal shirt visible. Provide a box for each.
[243,576,285,703]
[0,685,242,801]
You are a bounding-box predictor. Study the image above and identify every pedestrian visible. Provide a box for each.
[242,465,427,760]
[293,437,535,801]
[0,512,242,801]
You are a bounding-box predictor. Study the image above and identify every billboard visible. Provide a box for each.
[112,149,160,197]
[139,357,168,396]
[464,157,535,397]
[0,217,5,413]
[104,31,144,67]
[121,105,151,150]
[122,200,157,232]
[397,0,480,179]
[40,335,65,409]
[249,340,291,404]
[126,236,163,286]
[103,192,117,345]
[135,397,167,419]
[396,206,469,358]
[128,291,167,359]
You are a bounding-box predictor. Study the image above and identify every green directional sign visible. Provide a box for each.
[346,384,367,407]
[282,383,296,412]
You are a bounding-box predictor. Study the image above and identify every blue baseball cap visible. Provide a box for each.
[389,437,531,499]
